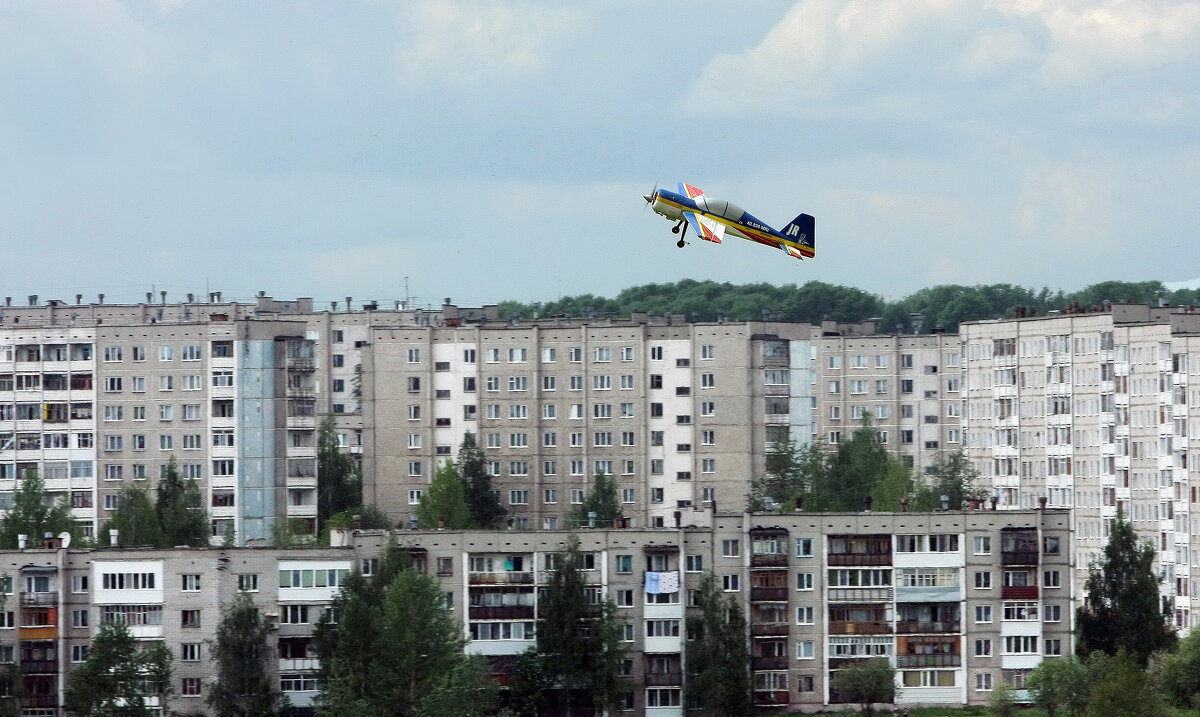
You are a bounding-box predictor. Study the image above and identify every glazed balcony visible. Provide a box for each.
[1001,551,1039,566]
[468,605,535,620]
[750,587,788,602]
[468,571,534,585]
[896,654,961,668]
[1001,585,1039,600]
[829,621,891,635]
[750,554,788,568]
[751,656,789,670]
[895,620,960,634]
[750,623,789,637]
[644,672,683,687]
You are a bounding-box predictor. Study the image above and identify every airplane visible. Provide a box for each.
[643,182,815,261]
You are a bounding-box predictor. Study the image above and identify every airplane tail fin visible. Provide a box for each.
[781,213,815,256]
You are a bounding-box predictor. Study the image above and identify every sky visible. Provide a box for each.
[1,0,1198,309]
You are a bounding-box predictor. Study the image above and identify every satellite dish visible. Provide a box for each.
[58,532,71,549]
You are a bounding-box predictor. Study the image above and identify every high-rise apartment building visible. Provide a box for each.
[362,317,815,527]
[961,303,1200,629]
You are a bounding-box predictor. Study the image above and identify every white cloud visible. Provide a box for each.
[391,0,580,88]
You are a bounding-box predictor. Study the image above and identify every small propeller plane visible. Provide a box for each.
[643,183,815,261]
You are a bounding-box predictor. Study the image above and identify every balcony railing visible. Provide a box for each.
[751,656,789,670]
[829,621,892,635]
[895,620,960,634]
[19,592,58,606]
[828,587,893,602]
[468,572,534,585]
[1002,585,1039,600]
[1002,551,1039,566]
[24,694,57,708]
[644,672,683,687]
[750,623,789,637]
[750,554,788,568]
[20,660,57,674]
[753,690,789,706]
[278,658,320,671]
[468,605,535,620]
[750,587,788,602]
[828,553,892,566]
[896,654,962,668]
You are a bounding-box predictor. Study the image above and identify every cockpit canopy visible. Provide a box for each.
[695,197,744,222]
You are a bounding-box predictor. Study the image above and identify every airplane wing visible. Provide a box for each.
[678,182,704,199]
[683,210,725,244]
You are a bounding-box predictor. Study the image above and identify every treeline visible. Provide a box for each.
[497,279,1200,332]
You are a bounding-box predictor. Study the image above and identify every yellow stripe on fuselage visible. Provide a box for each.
[655,196,815,257]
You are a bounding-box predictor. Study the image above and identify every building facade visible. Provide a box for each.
[0,508,1071,716]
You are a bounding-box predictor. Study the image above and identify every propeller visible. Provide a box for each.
[642,183,658,213]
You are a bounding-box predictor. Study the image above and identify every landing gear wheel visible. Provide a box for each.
[671,225,681,234]
[676,239,686,248]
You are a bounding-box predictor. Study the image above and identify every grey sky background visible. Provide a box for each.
[2,0,1198,308]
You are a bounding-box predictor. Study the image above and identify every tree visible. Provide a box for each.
[100,486,163,547]
[416,461,472,529]
[748,439,823,511]
[531,534,625,715]
[989,679,1018,717]
[272,517,317,548]
[1084,650,1165,717]
[458,432,505,528]
[0,578,21,717]
[0,471,78,549]
[1076,508,1176,666]
[317,414,360,530]
[320,505,392,545]
[572,471,620,527]
[155,457,209,547]
[64,619,173,716]
[206,593,288,717]
[686,574,751,716]
[1026,656,1090,717]
[829,659,894,717]
[317,553,497,716]
[1159,623,1200,708]
[911,449,984,512]
[811,416,901,512]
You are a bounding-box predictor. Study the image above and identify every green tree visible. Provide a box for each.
[0,471,78,549]
[317,557,497,716]
[532,534,625,715]
[458,432,505,528]
[812,416,900,512]
[1084,650,1165,717]
[686,574,751,716]
[416,461,472,529]
[573,471,620,527]
[1077,508,1176,666]
[748,438,824,511]
[317,414,361,530]
[911,448,984,511]
[155,457,209,547]
[0,579,20,717]
[829,659,894,717]
[319,506,392,544]
[1026,656,1091,717]
[272,517,317,548]
[64,619,173,716]
[206,593,288,717]
[1159,623,1200,708]
[100,486,164,547]
[989,678,1018,717]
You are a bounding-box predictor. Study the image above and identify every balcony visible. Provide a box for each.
[23,694,57,708]
[287,358,315,372]
[469,606,535,620]
[1002,585,1039,600]
[750,554,788,568]
[468,572,534,585]
[279,658,320,671]
[1002,551,1039,566]
[895,620,960,634]
[828,553,892,567]
[20,660,57,674]
[896,654,961,668]
[750,623,789,637]
[829,587,893,602]
[19,592,58,606]
[751,656,789,670]
[753,690,789,706]
[829,621,891,635]
[644,672,683,687]
[750,587,788,602]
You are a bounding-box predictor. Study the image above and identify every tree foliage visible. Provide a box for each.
[458,432,505,529]
[316,542,497,716]
[1026,656,1091,717]
[1084,651,1166,717]
[317,413,361,530]
[829,658,894,717]
[1159,623,1200,708]
[155,457,209,547]
[989,679,1018,717]
[206,593,288,717]
[911,449,985,511]
[497,279,1200,331]
[530,534,624,715]
[572,471,621,528]
[416,461,472,529]
[64,620,173,717]
[0,472,79,549]
[686,574,751,716]
[100,486,163,547]
[1077,509,1176,666]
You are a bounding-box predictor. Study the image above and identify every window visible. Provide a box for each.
[1044,638,1062,656]
[1003,636,1038,654]
[508,490,529,505]
[1044,604,1062,622]
[796,606,814,624]
[795,538,814,557]
[237,574,259,592]
[180,574,201,591]
[797,572,814,590]
[181,643,201,661]
[71,644,89,663]
[797,640,815,659]
[685,555,703,572]
[72,609,89,628]
[645,619,680,637]
[722,575,739,591]
[975,638,992,657]
[973,536,991,555]
[616,589,634,607]
[974,605,992,623]
[1043,536,1061,555]
[974,571,992,589]
[1003,602,1039,621]
[1043,570,1061,588]
[181,609,201,628]
[615,555,633,573]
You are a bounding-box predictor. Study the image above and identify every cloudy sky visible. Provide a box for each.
[1,0,1198,308]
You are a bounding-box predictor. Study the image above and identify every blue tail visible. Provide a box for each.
[781,213,815,251]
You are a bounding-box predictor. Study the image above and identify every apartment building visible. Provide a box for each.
[361,317,816,528]
[0,508,1070,716]
[0,318,318,544]
[961,303,1200,630]
[811,320,963,475]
